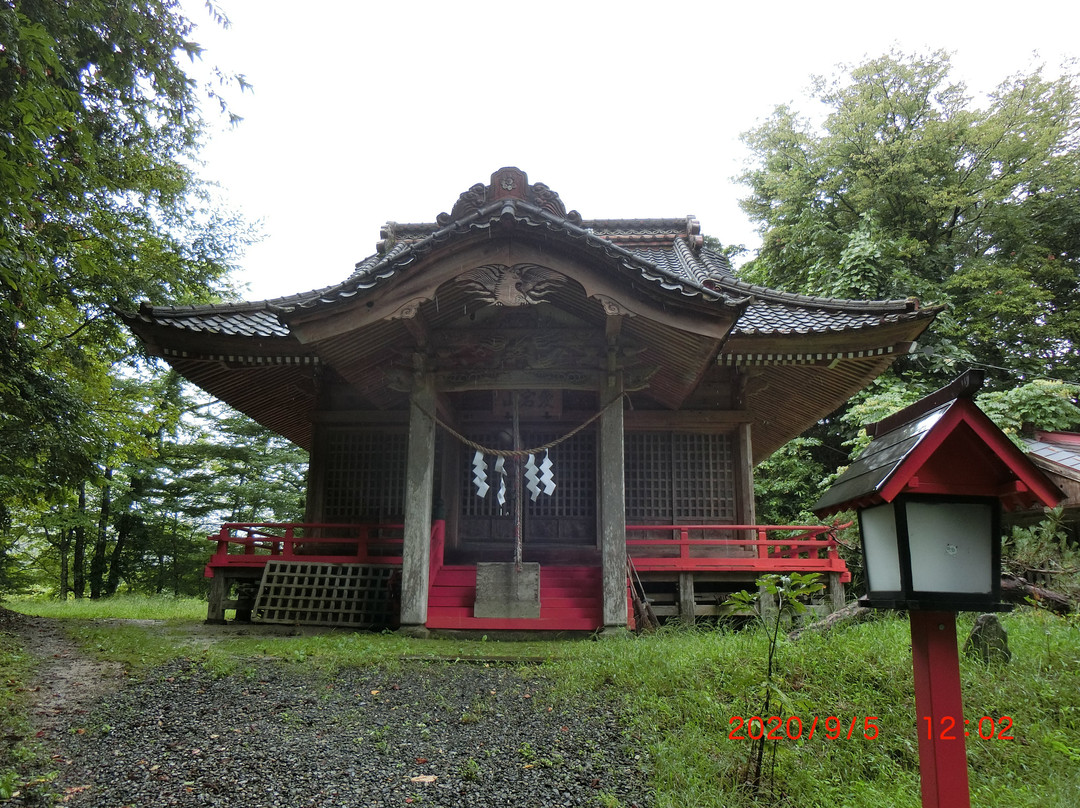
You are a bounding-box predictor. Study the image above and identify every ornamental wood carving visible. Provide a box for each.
[432,331,602,371]
[458,264,564,307]
[435,168,583,226]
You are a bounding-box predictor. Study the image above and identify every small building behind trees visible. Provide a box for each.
[122,168,938,631]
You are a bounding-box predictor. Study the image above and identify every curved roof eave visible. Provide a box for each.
[707,267,943,338]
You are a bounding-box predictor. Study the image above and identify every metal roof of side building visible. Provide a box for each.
[1023,431,1080,482]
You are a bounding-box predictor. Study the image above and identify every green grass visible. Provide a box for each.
[549,611,1080,808]
[5,594,206,620]
[1,599,1078,808]
[0,628,52,800]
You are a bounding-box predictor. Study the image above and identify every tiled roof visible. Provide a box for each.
[288,200,742,312]
[124,168,930,340]
[130,234,923,339]
[131,300,294,337]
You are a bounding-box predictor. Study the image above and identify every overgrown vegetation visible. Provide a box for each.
[1005,508,1080,598]
[6,594,205,621]
[0,3,311,603]
[0,629,41,801]
[2,603,1078,807]
[1,389,307,601]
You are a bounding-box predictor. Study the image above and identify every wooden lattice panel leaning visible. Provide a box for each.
[253,561,399,627]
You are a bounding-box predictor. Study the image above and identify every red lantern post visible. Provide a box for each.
[813,371,1063,808]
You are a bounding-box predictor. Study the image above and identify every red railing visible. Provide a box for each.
[205,521,849,580]
[626,523,850,579]
[204,522,405,577]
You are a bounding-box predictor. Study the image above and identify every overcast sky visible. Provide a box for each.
[181,1,1079,301]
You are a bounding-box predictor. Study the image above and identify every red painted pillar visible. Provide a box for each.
[909,611,971,808]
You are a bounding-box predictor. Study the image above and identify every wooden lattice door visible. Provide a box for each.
[625,431,736,524]
[458,425,597,548]
[321,429,408,522]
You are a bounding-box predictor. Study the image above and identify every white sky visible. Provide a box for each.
[182,0,1079,301]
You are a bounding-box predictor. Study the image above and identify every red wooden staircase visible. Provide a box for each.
[425,565,605,631]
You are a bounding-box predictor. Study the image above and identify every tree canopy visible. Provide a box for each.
[738,50,1080,522]
[739,50,1080,388]
[1,1,248,521]
[0,2,283,597]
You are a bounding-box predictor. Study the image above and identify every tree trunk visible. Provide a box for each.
[73,483,87,599]
[58,527,71,599]
[105,509,129,596]
[90,467,112,599]
[1001,574,1075,615]
[43,526,72,599]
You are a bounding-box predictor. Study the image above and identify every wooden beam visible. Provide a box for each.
[310,410,410,424]
[624,411,751,431]
[434,369,604,392]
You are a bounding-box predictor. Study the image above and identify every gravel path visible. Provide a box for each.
[5,614,650,808]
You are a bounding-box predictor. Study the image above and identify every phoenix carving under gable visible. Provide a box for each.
[458,264,564,307]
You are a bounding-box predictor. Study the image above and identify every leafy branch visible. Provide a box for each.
[725,572,825,795]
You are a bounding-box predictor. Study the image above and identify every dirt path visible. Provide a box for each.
[1,609,124,743]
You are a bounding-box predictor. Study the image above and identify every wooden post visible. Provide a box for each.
[512,392,523,568]
[736,422,756,524]
[910,611,972,808]
[757,580,778,623]
[737,422,758,559]
[599,376,627,628]
[828,571,846,611]
[399,371,437,628]
[679,572,696,626]
[206,574,227,624]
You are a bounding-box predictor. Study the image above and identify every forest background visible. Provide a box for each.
[2,1,1079,601]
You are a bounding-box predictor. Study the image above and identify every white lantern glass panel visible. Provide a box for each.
[905,501,994,594]
[860,504,902,592]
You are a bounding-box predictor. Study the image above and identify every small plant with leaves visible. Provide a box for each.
[725,572,825,795]
[458,757,482,782]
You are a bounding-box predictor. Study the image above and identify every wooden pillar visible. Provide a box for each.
[736,422,756,524]
[400,372,437,628]
[206,575,227,624]
[828,571,846,611]
[599,375,627,628]
[679,572,696,626]
[304,423,325,522]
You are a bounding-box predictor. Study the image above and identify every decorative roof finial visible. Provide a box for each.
[435,168,582,226]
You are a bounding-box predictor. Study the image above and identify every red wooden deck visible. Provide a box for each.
[204,521,849,629]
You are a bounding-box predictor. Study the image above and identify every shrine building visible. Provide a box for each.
[122,167,939,633]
